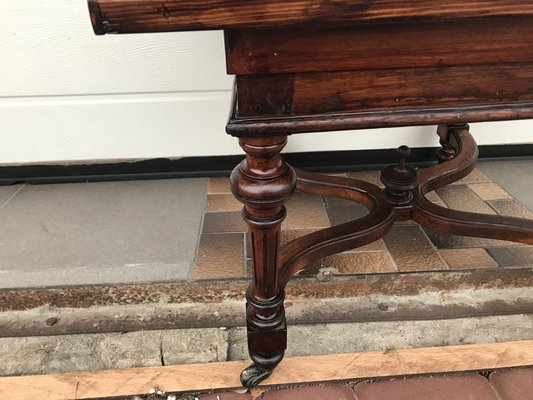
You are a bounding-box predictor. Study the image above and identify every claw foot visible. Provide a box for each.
[240,364,272,388]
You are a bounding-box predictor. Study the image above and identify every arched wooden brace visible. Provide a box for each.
[278,169,396,287]
[414,125,533,245]
[413,196,533,245]
[418,125,477,194]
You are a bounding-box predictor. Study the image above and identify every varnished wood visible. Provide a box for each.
[227,102,533,137]
[418,126,478,193]
[414,126,533,245]
[4,339,533,399]
[226,17,533,75]
[230,136,296,379]
[87,1,533,386]
[88,0,533,34]
[234,63,533,118]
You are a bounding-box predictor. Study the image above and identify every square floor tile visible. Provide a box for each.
[439,248,498,269]
[0,179,207,288]
[193,233,244,280]
[384,225,447,271]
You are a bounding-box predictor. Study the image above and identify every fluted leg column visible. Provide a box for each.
[230,136,296,387]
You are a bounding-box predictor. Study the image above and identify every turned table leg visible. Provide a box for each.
[230,136,296,387]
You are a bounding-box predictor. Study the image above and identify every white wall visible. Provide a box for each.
[1,1,532,165]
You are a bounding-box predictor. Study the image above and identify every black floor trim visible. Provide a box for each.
[0,144,531,185]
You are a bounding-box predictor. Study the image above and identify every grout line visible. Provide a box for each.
[0,184,26,210]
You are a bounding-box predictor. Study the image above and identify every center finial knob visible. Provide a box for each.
[380,145,419,205]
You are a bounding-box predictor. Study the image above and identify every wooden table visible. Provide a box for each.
[88,0,533,387]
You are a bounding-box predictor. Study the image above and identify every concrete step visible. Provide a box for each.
[2,314,533,377]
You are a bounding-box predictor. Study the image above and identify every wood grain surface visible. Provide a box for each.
[226,17,533,75]
[2,340,533,399]
[233,63,533,119]
[88,0,533,34]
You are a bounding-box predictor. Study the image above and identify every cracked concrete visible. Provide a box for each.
[2,314,533,377]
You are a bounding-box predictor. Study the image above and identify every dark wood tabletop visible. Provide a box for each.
[89,0,533,33]
[89,0,533,136]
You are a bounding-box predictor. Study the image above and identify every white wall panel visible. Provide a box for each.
[0,93,238,164]
[1,1,232,96]
[0,1,531,165]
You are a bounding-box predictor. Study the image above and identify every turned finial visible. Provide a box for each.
[397,145,410,170]
[380,145,419,205]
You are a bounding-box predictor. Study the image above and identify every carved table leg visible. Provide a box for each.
[230,136,296,388]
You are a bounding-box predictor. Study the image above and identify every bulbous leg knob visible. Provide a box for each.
[240,364,273,388]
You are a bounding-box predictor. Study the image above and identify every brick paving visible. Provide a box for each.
[109,367,533,400]
[194,168,532,280]
[193,367,533,400]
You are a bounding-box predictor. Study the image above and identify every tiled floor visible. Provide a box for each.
[193,166,533,280]
[0,160,530,289]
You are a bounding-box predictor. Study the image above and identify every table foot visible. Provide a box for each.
[240,363,273,388]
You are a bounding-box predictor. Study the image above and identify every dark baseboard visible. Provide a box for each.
[0,144,531,186]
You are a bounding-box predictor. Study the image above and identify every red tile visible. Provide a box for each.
[490,367,533,400]
[261,384,356,400]
[355,374,498,400]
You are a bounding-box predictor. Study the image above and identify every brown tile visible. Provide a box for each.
[490,367,533,400]
[285,191,330,229]
[262,384,356,400]
[199,392,252,400]
[439,248,498,269]
[345,239,388,252]
[307,252,397,275]
[207,177,232,194]
[327,205,369,226]
[488,199,533,219]
[425,229,523,249]
[325,196,369,226]
[487,247,533,267]
[346,169,384,187]
[355,374,498,400]
[193,233,244,280]
[436,185,496,214]
[452,168,492,185]
[384,225,448,271]
[424,190,447,207]
[468,183,512,201]
[203,212,246,233]
[280,229,319,246]
[205,194,242,213]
